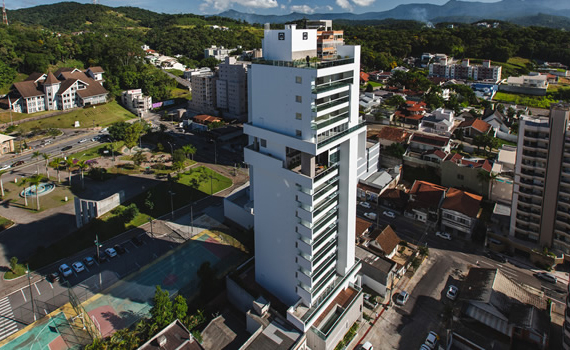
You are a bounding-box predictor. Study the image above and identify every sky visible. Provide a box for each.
[7,0,502,15]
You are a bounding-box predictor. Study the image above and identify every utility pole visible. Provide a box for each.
[149,217,154,237]
[27,264,36,321]
[94,235,102,263]
[169,191,175,219]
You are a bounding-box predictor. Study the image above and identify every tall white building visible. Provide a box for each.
[244,24,365,349]
[216,57,248,121]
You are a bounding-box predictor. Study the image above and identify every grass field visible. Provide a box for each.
[170,87,192,100]
[14,101,136,132]
[3,180,74,213]
[493,91,557,109]
[368,81,383,88]
[166,69,184,77]
[177,166,232,195]
[66,142,124,162]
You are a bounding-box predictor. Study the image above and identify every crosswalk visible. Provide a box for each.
[0,297,19,341]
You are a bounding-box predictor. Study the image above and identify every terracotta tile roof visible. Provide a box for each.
[403,114,424,121]
[360,71,370,82]
[87,66,105,73]
[313,287,359,328]
[13,81,44,98]
[374,127,411,143]
[194,114,222,124]
[410,133,450,147]
[441,187,482,218]
[409,180,447,209]
[371,225,400,256]
[424,149,447,159]
[458,119,491,133]
[379,188,409,200]
[357,182,381,194]
[444,153,493,172]
[355,217,373,239]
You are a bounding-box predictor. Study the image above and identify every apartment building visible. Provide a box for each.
[216,57,248,121]
[510,104,570,254]
[429,57,502,83]
[188,72,217,114]
[244,23,364,349]
[121,89,152,116]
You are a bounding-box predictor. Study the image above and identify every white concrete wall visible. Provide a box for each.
[262,25,317,61]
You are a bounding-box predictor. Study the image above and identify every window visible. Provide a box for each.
[296,113,302,120]
[457,174,464,180]
[260,139,267,148]
[303,32,308,40]
[296,76,302,84]
[278,32,285,40]
[296,130,302,137]
[296,95,302,103]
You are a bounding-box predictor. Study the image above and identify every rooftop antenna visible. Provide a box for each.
[2,0,8,26]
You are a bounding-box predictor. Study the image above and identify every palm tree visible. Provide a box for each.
[0,170,7,197]
[18,177,29,207]
[50,157,63,183]
[31,151,41,174]
[42,153,50,178]
[65,158,75,186]
[28,174,44,211]
[182,144,197,161]
[77,160,89,189]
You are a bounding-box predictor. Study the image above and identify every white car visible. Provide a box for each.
[78,138,88,143]
[59,264,72,277]
[72,261,85,273]
[0,164,11,171]
[424,331,439,349]
[536,272,557,284]
[105,247,117,258]
[435,231,452,240]
[361,341,374,350]
[364,212,377,220]
[382,210,396,218]
[446,285,459,300]
[359,201,371,209]
[395,291,409,306]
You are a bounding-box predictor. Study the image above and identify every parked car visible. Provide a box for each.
[435,231,452,240]
[382,210,396,218]
[359,201,371,209]
[396,291,409,306]
[105,247,117,258]
[0,164,11,171]
[420,345,431,350]
[361,341,374,350]
[485,251,507,263]
[114,244,126,255]
[72,262,85,273]
[97,251,108,263]
[11,160,24,167]
[131,236,144,247]
[78,138,88,143]
[446,285,459,300]
[61,145,72,151]
[424,331,439,349]
[364,212,377,220]
[47,272,60,283]
[59,264,72,278]
[536,272,557,284]
[83,256,95,267]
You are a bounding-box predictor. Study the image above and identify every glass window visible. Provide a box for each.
[296,130,302,137]
[302,32,308,40]
[296,113,302,120]
[278,32,285,40]
[260,139,267,148]
[296,96,302,103]
[296,76,302,84]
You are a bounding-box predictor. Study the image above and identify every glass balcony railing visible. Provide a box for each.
[315,163,339,182]
[318,122,366,148]
[253,57,354,69]
[311,96,349,113]
[312,77,352,94]
[311,112,349,130]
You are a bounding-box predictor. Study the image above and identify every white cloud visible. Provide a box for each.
[200,0,278,12]
[290,4,315,14]
[325,5,334,11]
[352,0,375,6]
[335,0,352,11]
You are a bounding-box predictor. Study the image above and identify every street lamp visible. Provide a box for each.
[94,235,102,263]
[167,142,174,156]
[168,190,176,219]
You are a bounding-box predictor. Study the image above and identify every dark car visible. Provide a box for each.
[485,251,507,263]
[61,145,72,151]
[131,236,144,247]
[97,251,108,263]
[11,160,25,167]
[47,272,60,283]
[114,244,126,255]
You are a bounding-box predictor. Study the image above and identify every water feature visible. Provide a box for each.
[19,182,56,197]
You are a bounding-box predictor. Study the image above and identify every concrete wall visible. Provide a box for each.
[441,161,488,197]
[499,85,547,96]
[74,192,123,228]
[491,177,513,205]
[226,274,256,314]
[223,185,254,229]
[361,274,387,297]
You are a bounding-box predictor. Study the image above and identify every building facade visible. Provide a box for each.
[216,57,248,121]
[188,73,217,114]
[121,89,152,116]
[429,58,502,83]
[510,105,570,254]
[245,23,364,346]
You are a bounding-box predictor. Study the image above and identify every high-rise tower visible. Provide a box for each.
[244,23,365,348]
[2,1,8,26]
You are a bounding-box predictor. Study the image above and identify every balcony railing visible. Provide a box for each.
[312,78,352,94]
[311,96,349,113]
[253,57,354,69]
[315,163,339,182]
[318,122,366,148]
[311,112,349,130]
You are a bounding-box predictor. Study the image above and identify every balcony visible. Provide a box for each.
[312,77,353,94]
[253,57,354,70]
[312,96,349,113]
[522,150,546,159]
[317,122,366,149]
[311,112,349,130]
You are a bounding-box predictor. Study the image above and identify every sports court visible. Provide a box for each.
[0,215,248,350]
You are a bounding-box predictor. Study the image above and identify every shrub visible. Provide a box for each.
[123,203,139,222]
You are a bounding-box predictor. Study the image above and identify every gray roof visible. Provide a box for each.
[356,246,395,283]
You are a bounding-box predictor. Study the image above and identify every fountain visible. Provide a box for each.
[19,182,56,198]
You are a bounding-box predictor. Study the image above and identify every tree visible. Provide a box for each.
[108,121,130,141]
[9,257,18,273]
[386,95,406,108]
[144,191,154,213]
[50,157,63,183]
[124,122,145,152]
[181,144,196,160]
[65,158,74,185]
[0,170,8,198]
[42,153,50,177]
[172,149,186,164]
[385,143,405,159]
[365,83,374,92]
[172,295,188,322]
[28,174,45,211]
[76,160,89,189]
[477,170,498,199]
[32,151,41,174]
[150,286,173,330]
[132,151,145,166]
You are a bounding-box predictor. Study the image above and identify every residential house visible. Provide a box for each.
[457,119,492,138]
[359,92,381,112]
[395,101,427,126]
[500,74,548,96]
[366,225,401,259]
[121,89,152,116]
[405,180,447,223]
[419,108,455,136]
[85,66,105,85]
[490,145,516,204]
[408,133,451,154]
[441,153,492,197]
[356,246,397,297]
[378,188,409,213]
[460,268,549,350]
[355,216,373,241]
[357,167,401,203]
[440,187,482,237]
[360,71,370,85]
[137,319,205,350]
[372,127,412,149]
[482,109,517,142]
[9,68,108,114]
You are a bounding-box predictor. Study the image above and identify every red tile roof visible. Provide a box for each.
[458,118,492,133]
[355,217,373,239]
[194,114,222,124]
[409,180,447,209]
[360,71,370,82]
[424,149,447,159]
[373,127,411,143]
[410,133,450,147]
[441,188,482,218]
[372,225,401,256]
[444,153,493,172]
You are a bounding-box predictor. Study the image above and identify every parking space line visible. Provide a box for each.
[48,281,53,289]
[44,309,48,315]
[84,266,90,273]
[20,289,27,302]
[124,246,130,254]
[135,262,141,269]
[34,283,41,295]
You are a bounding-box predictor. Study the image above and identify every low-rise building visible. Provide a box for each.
[408,133,451,154]
[378,188,409,213]
[0,134,15,155]
[356,246,397,297]
[121,89,152,116]
[500,74,548,96]
[357,167,400,203]
[372,127,412,149]
[204,45,238,61]
[419,108,455,136]
[441,153,492,197]
[440,187,482,237]
[456,118,492,138]
[137,319,205,350]
[405,180,447,223]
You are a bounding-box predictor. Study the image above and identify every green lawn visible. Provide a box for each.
[0,215,14,231]
[493,92,557,109]
[27,166,232,269]
[15,101,137,132]
[3,180,74,213]
[368,81,383,88]
[170,87,192,101]
[166,69,184,77]
[66,142,123,162]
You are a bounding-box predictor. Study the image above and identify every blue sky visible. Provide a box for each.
[8,0,501,15]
